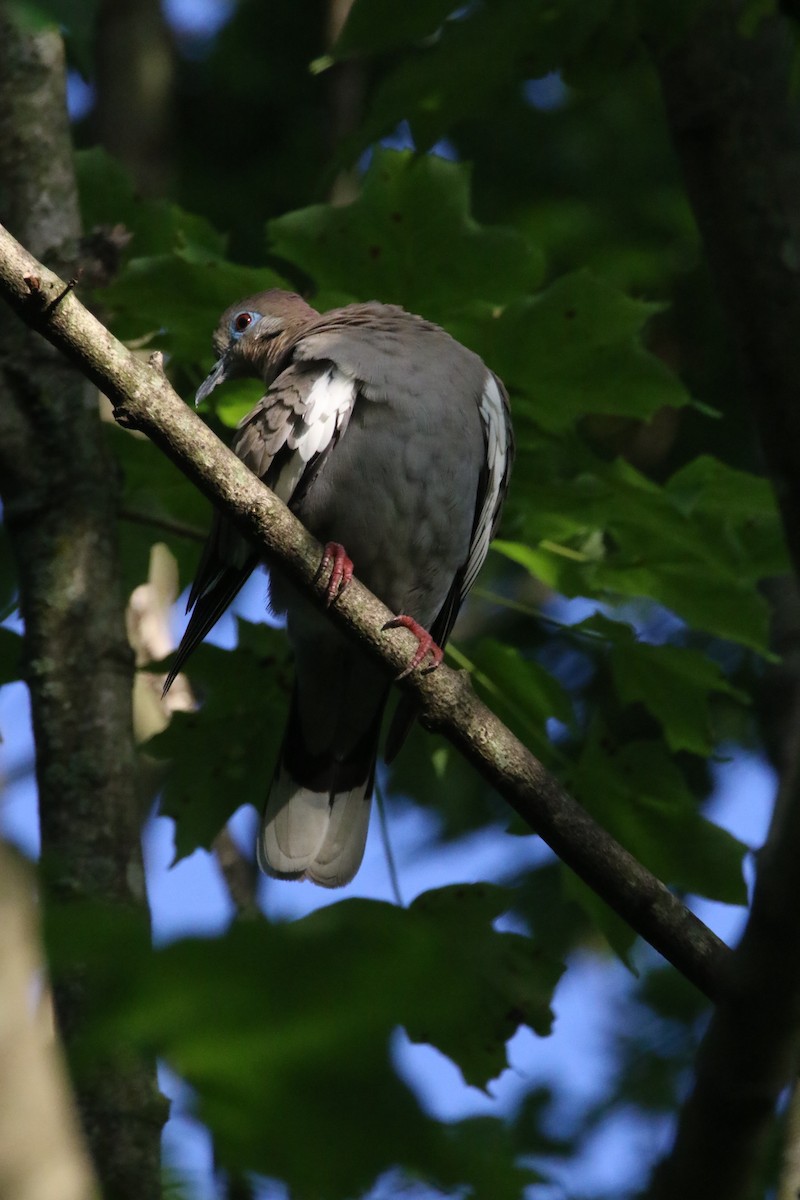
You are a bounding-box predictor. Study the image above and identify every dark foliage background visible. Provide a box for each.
[1,1,797,1197]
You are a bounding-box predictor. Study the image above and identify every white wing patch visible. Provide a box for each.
[461,372,512,597]
[273,366,357,502]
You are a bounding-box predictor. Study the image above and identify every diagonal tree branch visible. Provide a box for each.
[0,221,730,1001]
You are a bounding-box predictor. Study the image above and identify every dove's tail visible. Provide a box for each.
[258,647,389,888]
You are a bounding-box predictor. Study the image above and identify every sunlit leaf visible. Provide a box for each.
[495,451,777,653]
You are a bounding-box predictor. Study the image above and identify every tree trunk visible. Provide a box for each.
[0,13,165,1198]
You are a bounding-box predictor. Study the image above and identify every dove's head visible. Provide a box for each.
[195,289,318,405]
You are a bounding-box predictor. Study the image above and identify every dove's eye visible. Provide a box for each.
[230,311,258,338]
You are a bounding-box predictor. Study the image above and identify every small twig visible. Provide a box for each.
[375,779,404,907]
[474,585,611,641]
[23,269,79,313]
[47,274,80,314]
[212,828,261,919]
[119,506,206,543]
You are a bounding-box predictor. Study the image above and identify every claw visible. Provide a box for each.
[316,542,354,606]
[383,615,444,679]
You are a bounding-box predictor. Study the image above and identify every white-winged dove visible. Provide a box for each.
[164,290,513,888]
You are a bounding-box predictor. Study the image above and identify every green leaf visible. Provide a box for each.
[667,454,776,517]
[110,423,211,591]
[6,2,56,34]
[77,148,226,260]
[608,635,749,756]
[562,869,638,966]
[47,887,559,1197]
[268,149,542,317]
[458,638,573,762]
[210,378,266,428]
[665,455,788,577]
[0,628,23,684]
[569,732,747,904]
[512,863,596,959]
[148,620,292,859]
[77,149,289,373]
[495,451,777,652]
[455,270,689,432]
[407,884,564,1087]
[112,424,210,535]
[339,0,616,156]
[445,1116,545,1198]
[334,0,458,57]
[104,253,286,369]
[737,0,777,37]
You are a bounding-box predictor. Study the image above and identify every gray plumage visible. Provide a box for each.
[164,290,513,888]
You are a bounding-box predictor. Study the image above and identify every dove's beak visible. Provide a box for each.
[195,353,232,406]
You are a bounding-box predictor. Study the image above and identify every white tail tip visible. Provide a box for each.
[258,765,372,888]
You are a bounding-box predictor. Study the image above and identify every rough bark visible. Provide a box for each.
[0,225,730,1002]
[0,14,165,1199]
[644,3,800,1196]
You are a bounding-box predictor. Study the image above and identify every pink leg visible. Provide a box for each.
[383,615,444,679]
[316,541,354,606]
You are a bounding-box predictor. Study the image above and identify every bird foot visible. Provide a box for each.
[316,542,354,606]
[383,615,444,679]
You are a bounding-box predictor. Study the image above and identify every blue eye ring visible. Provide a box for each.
[230,310,260,340]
